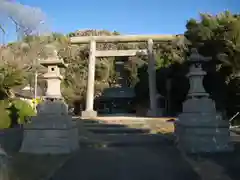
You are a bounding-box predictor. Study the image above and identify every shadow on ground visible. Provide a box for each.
[185,141,240,180]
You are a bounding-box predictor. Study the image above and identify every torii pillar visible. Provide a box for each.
[147,39,157,116]
[81,40,98,118]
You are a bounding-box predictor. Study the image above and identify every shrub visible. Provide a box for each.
[0,100,11,129]
[0,99,37,129]
[11,99,36,124]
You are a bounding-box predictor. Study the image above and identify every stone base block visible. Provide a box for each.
[81,110,97,119]
[20,115,79,154]
[175,121,233,154]
[146,109,157,117]
[146,108,163,117]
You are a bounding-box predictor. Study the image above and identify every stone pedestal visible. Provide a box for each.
[147,94,165,117]
[147,108,163,117]
[20,100,79,154]
[175,97,233,153]
[174,49,233,153]
[146,109,156,117]
[81,110,97,119]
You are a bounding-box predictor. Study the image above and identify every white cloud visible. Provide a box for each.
[0,0,48,35]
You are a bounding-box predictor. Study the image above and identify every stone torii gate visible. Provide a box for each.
[70,34,180,118]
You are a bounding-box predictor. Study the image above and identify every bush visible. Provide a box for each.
[0,104,11,129]
[0,99,36,129]
[11,99,36,124]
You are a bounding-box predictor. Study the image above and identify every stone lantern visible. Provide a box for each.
[174,48,233,153]
[40,48,66,99]
[20,45,79,154]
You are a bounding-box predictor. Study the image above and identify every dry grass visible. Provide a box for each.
[78,115,176,134]
[150,125,175,134]
[9,153,70,180]
[146,119,175,134]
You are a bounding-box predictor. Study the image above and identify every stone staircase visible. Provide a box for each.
[77,117,174,147]
[83,120,150,134]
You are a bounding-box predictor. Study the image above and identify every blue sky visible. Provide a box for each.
[2,0,240,42]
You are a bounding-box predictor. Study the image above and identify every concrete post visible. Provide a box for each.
[81,40,97,118]
[147,39,157,116]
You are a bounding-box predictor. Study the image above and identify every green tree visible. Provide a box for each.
[61,29,131,105]
[185,11,240,116]
[135,11,240,116]
[185,11,240,79]
[0,63,24,99]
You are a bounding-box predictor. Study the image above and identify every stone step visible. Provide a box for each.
[80,119,147,126]
[230,132,240,142]
[86,127,150,134]
[80,120,144,125]
[230,127,240,135]
[84,123,146,129]
[80,120,100,124]
[93,133,174,142]
[98,120,147,125]
[84,124,128,128]
[79,134,174,147]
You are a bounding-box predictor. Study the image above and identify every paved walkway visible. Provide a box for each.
[49,119,240,180]
[50,144,200,180]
